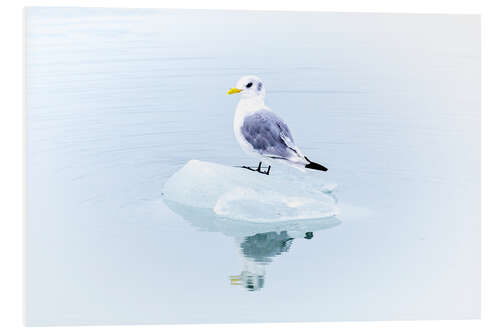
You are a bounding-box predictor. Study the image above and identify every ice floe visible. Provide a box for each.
[162,160,338,223]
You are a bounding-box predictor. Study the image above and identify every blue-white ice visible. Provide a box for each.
[162,160,338,222]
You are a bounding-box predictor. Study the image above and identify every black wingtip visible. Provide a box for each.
[305,160,328,171]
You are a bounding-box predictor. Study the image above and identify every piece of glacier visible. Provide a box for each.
[162,160,338,223]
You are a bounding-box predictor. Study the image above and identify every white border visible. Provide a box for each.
[1,1,498,332]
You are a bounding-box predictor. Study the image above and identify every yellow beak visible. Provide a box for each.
[227,88,242,95]
[230,275,242,285]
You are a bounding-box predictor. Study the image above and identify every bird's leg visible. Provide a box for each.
[235,162,270,175]
[239,165,256,172]
[256,162,271,175]
[255,162,271,175]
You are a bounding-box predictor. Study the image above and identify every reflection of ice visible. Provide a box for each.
[162,160,338,222]
[164,200,340,239]
[163,200,340,291]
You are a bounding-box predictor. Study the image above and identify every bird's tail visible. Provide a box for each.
[304,156,328,171]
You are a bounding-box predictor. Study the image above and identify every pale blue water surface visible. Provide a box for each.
[26,8,480,325]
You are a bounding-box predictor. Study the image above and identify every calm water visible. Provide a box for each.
[26,8,480,325]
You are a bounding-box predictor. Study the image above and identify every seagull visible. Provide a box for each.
[227,75,327,175]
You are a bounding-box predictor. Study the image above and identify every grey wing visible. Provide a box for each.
[241,110,299,159]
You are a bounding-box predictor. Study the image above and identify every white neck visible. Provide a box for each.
[236,96,266,113]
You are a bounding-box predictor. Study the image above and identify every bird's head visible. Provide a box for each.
[227,75,266,99]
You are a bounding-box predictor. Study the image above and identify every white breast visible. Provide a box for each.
[233,97,269,157]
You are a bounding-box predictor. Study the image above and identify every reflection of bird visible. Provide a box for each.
[228,75,327,175]
[163,200,340,291]
[230,231,311,292]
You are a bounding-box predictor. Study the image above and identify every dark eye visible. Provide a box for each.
[246,82,253,88]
